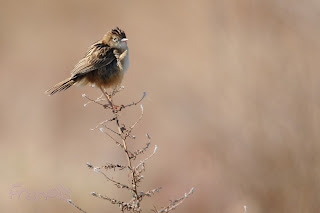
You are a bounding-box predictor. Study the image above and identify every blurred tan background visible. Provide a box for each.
[1,0,320,212]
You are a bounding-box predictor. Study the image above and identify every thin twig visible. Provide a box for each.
[102,124,121,136]
[100,127,135,158]
[91,191,122,204]
[103,163,128,171]
[135,145,158,171]
[91,192,138,212]
[132,134,152,158]
[100,128,124,149]
[94,167,134,192]
[90,117,116,131]
[140,187,162,198]
[130,105,144,130]
[87,162,127,171]
[111,86,125,96]
[82,94,106,107]
[157,188,195,213]
[132,142,151,158]
[122,105,144,141]
[68,199,88,213]
[116,92,146,112]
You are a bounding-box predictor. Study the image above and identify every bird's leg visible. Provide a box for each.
[100,86,113,109]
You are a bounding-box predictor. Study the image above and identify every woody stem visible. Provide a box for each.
[114,113,140,207]
[99,86,113,108]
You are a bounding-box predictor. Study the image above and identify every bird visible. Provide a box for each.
[45,27,129,105]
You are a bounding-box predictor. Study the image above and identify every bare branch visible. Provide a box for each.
[91,192,122,204]
[91,191,143,212]
[96,168,133,191]
[135,145,158,172]
[135,175,144,183]
[140,187,162,198]
[89,166,134,192]
[111,86,125,96]
[130,105,144,130]
[99,128,125,149]
[132,142,150,159]
[87,162,127,171]
[90,117,116,131]
[82,94,106,107]
[131,134,152,159]
[116,92,146,112]
[91,192,137,212]
[101,124,121,136]
[99,124,135,159]
[157,188,195,213]
[68,199,88,213]
[75,89,193,213]
[103,163,128,171]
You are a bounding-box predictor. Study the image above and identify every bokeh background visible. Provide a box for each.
[1,0,320,212]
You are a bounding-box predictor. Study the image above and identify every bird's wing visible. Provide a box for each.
[71,42,116,78]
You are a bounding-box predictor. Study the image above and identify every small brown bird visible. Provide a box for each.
[45,27,129,101]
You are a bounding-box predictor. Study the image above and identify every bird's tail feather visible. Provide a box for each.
[45,77,75,96]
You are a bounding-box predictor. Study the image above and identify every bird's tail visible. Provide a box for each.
[45,77,76,96]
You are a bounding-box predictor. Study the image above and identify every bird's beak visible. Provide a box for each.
[121,38,128,42]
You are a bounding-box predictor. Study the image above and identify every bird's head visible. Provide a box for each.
[102,27,128,51]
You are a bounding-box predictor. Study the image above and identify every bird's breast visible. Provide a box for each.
[118,49,129,73]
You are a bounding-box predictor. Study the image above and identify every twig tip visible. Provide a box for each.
[86,162,93,168]
[146,133,151,139]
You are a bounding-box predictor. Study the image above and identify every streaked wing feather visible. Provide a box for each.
[71,42,116,77]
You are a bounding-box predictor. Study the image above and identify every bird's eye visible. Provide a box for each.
[113,37,118,42]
